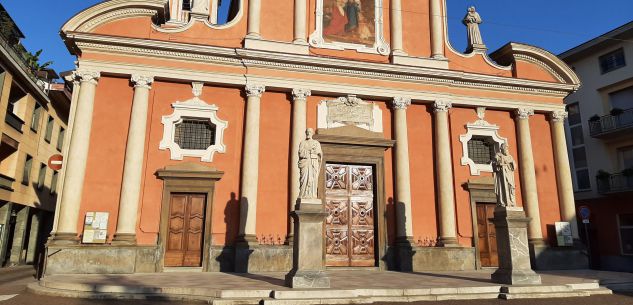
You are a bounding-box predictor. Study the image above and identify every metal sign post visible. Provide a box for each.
[579,206,592,267]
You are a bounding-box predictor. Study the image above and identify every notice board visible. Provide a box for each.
[82,212,109,244]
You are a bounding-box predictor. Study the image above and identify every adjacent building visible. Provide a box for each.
[46,0,585,275]
[560,21,633,271]
[0,4,70,268]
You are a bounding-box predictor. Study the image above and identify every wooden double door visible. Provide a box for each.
[476,203,499,267]
[165,194,207,267]
[325,164,376,267]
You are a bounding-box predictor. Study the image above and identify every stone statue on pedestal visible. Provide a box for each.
[298,128,322,199]
[492,143,516,207]
[462,6,486,52]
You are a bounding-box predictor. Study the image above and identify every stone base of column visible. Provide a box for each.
[491,207,542,285]
[395,236,414,272]
[285,198,329,288]
[48,232,79,245]
[439,237,460,247]
[235,234,259,273]
[112,233,137,245]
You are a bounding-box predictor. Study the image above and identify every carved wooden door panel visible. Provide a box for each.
[165,194,207,267]
[326,164,375,267]
[476,203,498,267]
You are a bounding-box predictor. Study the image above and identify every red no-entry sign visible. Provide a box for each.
[48,154,63,171]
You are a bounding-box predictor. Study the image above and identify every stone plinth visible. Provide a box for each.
[491,207,542,285]
[285,198,330,288]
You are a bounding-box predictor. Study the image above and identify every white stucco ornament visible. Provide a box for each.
[160,82,228,162]
[459,107,507,175]
[317,95,383,132]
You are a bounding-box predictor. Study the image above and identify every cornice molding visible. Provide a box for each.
[69,34,577,97]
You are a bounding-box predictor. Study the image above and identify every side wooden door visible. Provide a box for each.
[476,203,498,267]
[165,194,207,267]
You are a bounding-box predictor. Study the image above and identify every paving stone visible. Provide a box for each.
[272,289,357,299]
[436,293,500,300]
[402,288,431,296]
[355,288,403,296]
[219,290,272,298]
[501,285,572,294]
[456,286,501,294]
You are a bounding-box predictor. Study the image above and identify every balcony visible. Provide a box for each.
[4,112,24,132]
[597,172,633,194]
[0,174,14,191]
[588,108,633,139]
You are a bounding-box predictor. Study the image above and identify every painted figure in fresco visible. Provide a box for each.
[324,0,348,36]
[344,0,361,32]
[298,128,323,199]
[462,6,484,48]
[492,143,516,207]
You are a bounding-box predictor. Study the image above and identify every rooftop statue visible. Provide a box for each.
[463,6,486,52]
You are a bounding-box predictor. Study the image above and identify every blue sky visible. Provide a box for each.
[2,0,633,76]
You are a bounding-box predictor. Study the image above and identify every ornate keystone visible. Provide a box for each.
[433,100,452,113]
[245,84,265,98]
[393,97,411,110]
[516,108,535,120]
[131,74,154,89]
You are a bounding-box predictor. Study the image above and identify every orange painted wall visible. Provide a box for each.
[530,114,562,244]
[401,0,431,58]
[256,92,292,242]
[407,103,437,242]
[514,60,560,83]
[449,108,522,246]
[260,0,294,42]
[77,76,134,240]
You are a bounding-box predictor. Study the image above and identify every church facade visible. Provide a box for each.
[46,0,586,274]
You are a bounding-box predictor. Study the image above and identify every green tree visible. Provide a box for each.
[23,49,53,73]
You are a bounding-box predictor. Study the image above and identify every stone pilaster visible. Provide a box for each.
[550,111,579,240]
[287,88,311,245]
[113,74,154,245]
[237,83,265,246]
[51,70,100,244]
[246,0,262,39]
[430,0,445,59]
[434,100,458,246]
[491,207,542,285]
[515,108,544,245]
[293,0,308,44]
[390,0,405,55]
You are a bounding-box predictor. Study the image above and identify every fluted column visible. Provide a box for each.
[238,84,265,245]
[515,108,544,244]
[434,100,458,246]
[287,88,310,244]
[430,0,445,59]
[113,75,154,245]
[550,111,579,240]
[393,97,413,242]
[52,70,100,244]
[293,0,308,44]
[390,0,404,55]
[246,0,262,39]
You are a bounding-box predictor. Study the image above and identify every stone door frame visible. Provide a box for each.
[156,163,224,272]
[466,177,497,270]
[315,126,394,270]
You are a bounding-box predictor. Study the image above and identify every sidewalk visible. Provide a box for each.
[27,269,625,304]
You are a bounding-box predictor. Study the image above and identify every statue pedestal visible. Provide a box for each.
[491,207,542,285]
[285,198,330,288]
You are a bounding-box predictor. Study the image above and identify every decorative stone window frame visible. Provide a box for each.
[159,83,228,162]
[459,108,507,176]
[309,0,390,55]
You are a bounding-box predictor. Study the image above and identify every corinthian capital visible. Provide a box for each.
[245,84,266,98]
[131,74,154,89]
[551,110,568,123]
[392,97,411,110]
[63,71,79,84]
[75,70,100,85]
[292,88,311,101]
[433,100,452,113]
[515,108,535,120]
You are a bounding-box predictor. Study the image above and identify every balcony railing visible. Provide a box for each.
[597,173,633,194]
[5,112,24,132]
[0,174,15,191]
[589,108,633,138]
[0,27,45,91]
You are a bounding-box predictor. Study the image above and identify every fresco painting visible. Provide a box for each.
[323,0,375,46]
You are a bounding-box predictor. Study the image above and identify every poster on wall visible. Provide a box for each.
[82,212,109,244]
[323,0,376,46]
[555,221,573,247]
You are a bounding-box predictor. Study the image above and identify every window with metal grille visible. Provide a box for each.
[468,136,495,165]
[174,119,216,150]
